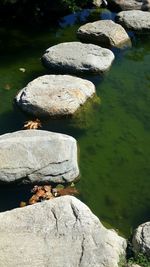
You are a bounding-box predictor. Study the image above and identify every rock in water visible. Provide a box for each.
[77,20,131,48]
[0,196,127,267]
[116,10,150,32]
[132,221,150,257]
[0,130,79,184]
[15,75,95,117]
[107,0,142,10]
[41,42,115,74]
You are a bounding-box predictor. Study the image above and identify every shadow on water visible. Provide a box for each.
[0,8,150,237]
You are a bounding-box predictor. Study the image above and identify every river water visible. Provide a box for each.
[0,8,150,237]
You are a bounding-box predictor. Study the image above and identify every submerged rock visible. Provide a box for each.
[42,42,115,75]
[0,196,127,267]
[107,0,142,10]
[77,20,131,48]
[0,130,79,184]
[132,221,150,258]
[116,10,150,32]
[15,75,95,117]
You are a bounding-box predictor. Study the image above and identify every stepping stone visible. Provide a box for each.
[41,42,115,75]
[77,20,131,48]
[15,75,95,117]
[107,0,142,11]
[0,130,79,184]
[116,10,150,32]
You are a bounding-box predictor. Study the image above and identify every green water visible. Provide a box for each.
[0,9,150,237]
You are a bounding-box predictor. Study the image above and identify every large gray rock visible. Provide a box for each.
[142,0,150,11]
[116,10,150,32]
[107,0,142,10]
[77,20,131,48]
[0,130,79,184]
[132,222,150,258]
[0,196,127,267]
[42,42,115,75]
[15,75,95,117]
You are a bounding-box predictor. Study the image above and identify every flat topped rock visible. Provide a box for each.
[116,10,150,32]
[77,20,131,48]
[42,41,115,74]
[15,75,95,117]
[0,130,79,184]
[0,196,127,267]
[107,0,142,10]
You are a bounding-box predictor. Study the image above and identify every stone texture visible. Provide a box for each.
[132,222,150,257]
[107,0,142,10]
[142,0,150,11]
[41,42,115,75]
[15,75,95,117]
[0,196,127,267]
[93,0,102,7]
[0,130,79,184]
[116,10,150,32]
[77,20,131,48]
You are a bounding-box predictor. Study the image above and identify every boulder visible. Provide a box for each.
[142,0,150,11]
[107,0,142,11]
[116,10,150,32]
[132,222,150,258]
[0,196,127,267]
[0,130,79,184]
[77,20,131,48]
[15,75,95,117]
[41,42,115,75]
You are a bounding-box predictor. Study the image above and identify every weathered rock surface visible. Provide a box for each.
[132,222,150,257]
[0,196,127,267]
[116,10,150,32]
[142,0,150,11]
[42,42,115,75]
[77,20,131,48]
[107,0,142,10]
[0,130,79,184]
[15,75,95,117]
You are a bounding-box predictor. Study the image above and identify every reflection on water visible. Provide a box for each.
[0,9,150,236]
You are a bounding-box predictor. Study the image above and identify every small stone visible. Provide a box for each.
[132,221,150,257]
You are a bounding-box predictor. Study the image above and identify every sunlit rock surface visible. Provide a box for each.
[0,130,79,184]
[132,221,150,257]
[116,10,150,32]
[42,42,115,75]
[0,196,127,267]
[77,20,131,48]
[15,75,95,117]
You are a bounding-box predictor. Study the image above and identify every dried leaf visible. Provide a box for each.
[23,119,42,129]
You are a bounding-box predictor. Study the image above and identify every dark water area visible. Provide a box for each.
[0,8,150,237]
